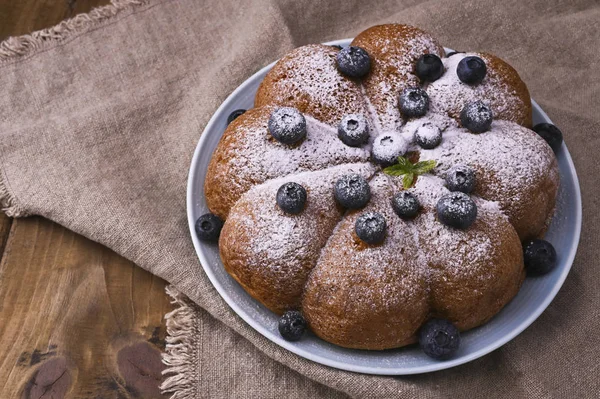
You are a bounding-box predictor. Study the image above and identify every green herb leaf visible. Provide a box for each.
[383,156,437,186]
[396,156,411,170]
[402,173,415,189]
[412,160,437,174]
[382,164,405,176]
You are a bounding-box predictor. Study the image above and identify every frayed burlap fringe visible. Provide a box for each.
[162,286,199,399]
[0,0,148,63]
[0,168,27,217]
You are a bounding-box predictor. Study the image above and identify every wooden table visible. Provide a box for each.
[0,2,172,397]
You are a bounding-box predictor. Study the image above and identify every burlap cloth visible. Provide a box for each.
[0,0,598,397]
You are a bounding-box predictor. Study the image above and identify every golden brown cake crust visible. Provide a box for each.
[417,120,559,240]
[205,106,271,219]
[351,24,446,131]
[205,105,370,219]
[302,175,429,350]
[426,52,533,128]
[481,52,532,127]
[407,178,526,331]
[302,174,525,349]
[255,44,369,126]
[219,164,375,314]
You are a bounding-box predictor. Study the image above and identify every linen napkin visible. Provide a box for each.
[1,0,598,397]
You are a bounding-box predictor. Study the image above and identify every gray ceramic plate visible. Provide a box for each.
[187,40,582,375]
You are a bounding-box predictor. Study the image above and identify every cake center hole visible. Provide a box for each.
[347,119,359,130]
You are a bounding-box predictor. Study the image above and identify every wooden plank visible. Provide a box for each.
[0,0,110,41]
[0,214,12,259]
[0,2,172,397]
[0,217,171,398]
[70,0,113,16]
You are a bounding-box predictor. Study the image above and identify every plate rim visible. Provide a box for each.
[186,39,583,375]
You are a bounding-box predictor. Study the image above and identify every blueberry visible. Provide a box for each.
[419,319,461,360]
[415,54,444,82]
[334,174,371,209]
[276,182,307,214]
[195,213,224,242]
[355,212,386,244]
[371,133,408,166]
[523,239,557,276]
[445,165,476,194]
[460,101,493,133]
[457,56,487,85]
[338,114,369,147]
[415,122,442,149]
[278,310,307,341]
[436,192,477,229]
[532,123,563,153]
[268,107,307,145]
[226,109,246,125]
[336,46,371,78]
[391,192,420,220]
[399,87,429,118]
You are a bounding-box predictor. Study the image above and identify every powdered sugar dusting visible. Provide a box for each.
[309,172,509,295]
[399,113,457,147]
[223,163,376,312]
[371,132,408,164]
[427,53,528,124]
[418,120,558,212]
[306,173,429,313]
[394,176,506,282]
[256,44,369,126]
[302,172,518,345]
[239,163,375,259]
[224,113,370,199]
[352,29,445,132]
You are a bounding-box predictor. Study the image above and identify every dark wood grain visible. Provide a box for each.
[0,0,111,41]
[0,214,12,261]
[0,218,171,398]
[0,2,172,397]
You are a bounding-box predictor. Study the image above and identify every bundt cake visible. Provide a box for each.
[201,24,561,353]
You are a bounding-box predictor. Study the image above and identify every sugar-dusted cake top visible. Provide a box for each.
[202,23,561,353]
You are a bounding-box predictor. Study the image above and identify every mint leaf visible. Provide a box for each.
[402,173,415,189]
[382,163,407,176]
[396,156,411,170]
[413,160,437,174]
[383,156,437,187]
